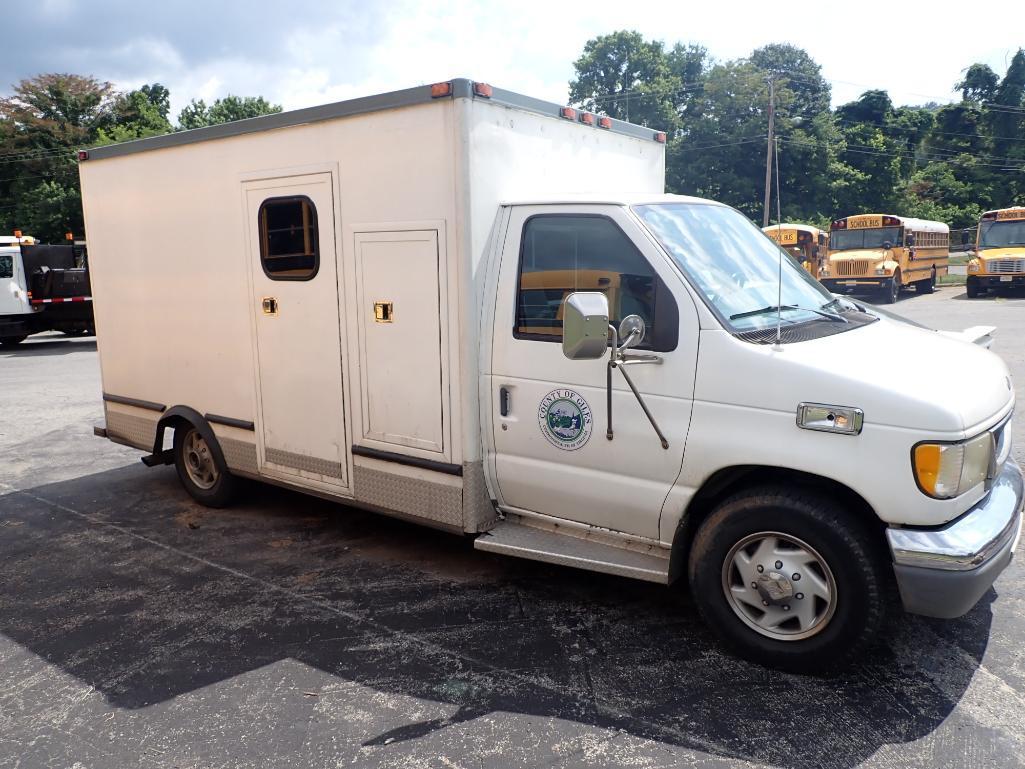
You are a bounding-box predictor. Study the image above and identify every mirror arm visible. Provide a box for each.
[616,363,670,450]
[604,323,669,450]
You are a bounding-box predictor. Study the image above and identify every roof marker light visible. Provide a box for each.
[579,112,594,125]
[597,116,612,129]
[654,131,667,143]
[473,82,493,98]
[77,150,89,161]
[430,82,453,98]
[559,106,577,121]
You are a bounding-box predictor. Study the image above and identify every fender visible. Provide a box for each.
[142,406,227,472]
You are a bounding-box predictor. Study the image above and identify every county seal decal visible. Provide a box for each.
[538,388,593,451]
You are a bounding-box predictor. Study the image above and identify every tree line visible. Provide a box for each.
[0,74,281,241]
[570,32,1025,232]
[2,38,1023,244]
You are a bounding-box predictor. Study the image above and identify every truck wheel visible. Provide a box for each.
[0,335,27,347]
[916,268,936,294]
[966,277,980,298]
[687,486,887,674]
[882,271,900,304]
[173,425,237,507]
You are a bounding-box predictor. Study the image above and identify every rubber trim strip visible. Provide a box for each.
[205,413,256,431]
[102,392,166,412]
[352,445,462,476]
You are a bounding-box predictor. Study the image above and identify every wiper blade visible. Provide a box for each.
[730,304,797,320]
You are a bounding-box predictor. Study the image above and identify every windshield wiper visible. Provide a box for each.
[731,304,847,323]
[730,304,797,320]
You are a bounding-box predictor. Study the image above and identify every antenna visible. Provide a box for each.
[773,136,784,351]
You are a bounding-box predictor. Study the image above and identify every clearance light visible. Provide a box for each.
[559,106,577,121]
[654,131,667,143]
[797,403,863,436]
[579,112,594,125]
[65,231,74,241]
[913,433,993,499]
[13,229,22,238]
[882,216,900,226]
[597,116,612,129]
[430,82,453,98]
[832,219,847,229]
[472,82,493,98]
[77,150,89,161]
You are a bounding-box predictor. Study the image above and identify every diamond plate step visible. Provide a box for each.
[474,519,670,583]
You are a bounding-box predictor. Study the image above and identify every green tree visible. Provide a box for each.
[177,95,282,130]
[957,63,999,103]
[569,30,683,130]
[97,82,173,144]
[0,73,116,240]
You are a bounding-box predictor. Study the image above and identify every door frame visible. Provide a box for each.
[239,163,355,496]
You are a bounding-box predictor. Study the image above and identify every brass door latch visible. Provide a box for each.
[374,301,393,323]
[262,297,278,315]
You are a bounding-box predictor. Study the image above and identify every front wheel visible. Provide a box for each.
[881,271,900,304]
[688,486,887,674]
[173,425,237,507]
[0,335,27,347]
[966,277,981,299]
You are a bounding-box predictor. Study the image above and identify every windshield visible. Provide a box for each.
[0,253,13,279]
[829,227,901,251]
[633,203,838,332]
[979,219,1025,250]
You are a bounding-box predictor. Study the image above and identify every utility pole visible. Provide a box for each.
[762,77,775,227]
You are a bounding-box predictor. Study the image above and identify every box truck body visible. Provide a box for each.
[81,80,1021,672]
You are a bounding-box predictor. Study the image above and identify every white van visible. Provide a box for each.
[0,235,38,345]
[80,79,1022,671]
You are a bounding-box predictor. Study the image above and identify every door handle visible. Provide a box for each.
[262,297,278,315]
[499,386,511,417]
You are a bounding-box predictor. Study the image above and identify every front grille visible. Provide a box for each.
[834,260,871,277]
[987,258,1025,274]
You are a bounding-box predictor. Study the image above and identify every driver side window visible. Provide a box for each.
[514,215,678,352]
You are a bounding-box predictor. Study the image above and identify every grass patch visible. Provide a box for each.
[939,273,966,286]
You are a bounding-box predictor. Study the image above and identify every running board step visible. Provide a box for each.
[474,519,670,584]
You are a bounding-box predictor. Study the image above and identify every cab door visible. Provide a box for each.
[244,173,349,490]
[488,206,699,539]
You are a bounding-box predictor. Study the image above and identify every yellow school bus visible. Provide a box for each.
[761,224,828,279]
[966,206,1025,298]
[821,214,949,303]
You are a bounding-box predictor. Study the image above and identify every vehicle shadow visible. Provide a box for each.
[0,465,995,768]
[0,338,96,357]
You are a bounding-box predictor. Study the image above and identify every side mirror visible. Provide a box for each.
[618,314,646,350]
[882,240,893,250]
[562,292,610,360]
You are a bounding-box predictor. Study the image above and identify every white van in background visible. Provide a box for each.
[0,234,38,346]
[80,79,1022,672]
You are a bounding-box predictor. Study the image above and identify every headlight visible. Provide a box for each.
[820,265,830,276]
[968,260,981,273]
[913,432,993,499]
[875,267,888,275]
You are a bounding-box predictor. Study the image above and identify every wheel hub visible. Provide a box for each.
[756,571,794,604]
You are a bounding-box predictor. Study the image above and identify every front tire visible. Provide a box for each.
[687,486,887,674]
[966,276,981,298]
[881,271,900,304]
[0,335,27,347]
[173,425,237,507]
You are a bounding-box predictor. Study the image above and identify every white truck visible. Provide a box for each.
[80,79,1022,671]
[0,235,94,345]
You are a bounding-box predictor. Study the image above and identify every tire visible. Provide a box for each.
[881,271,900,304]
[966,277,981,299]
[687,486,887,674]
[172,424,237,507]
[0,335,27,347]
[916,268,936,294]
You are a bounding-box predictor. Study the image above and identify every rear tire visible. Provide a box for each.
[173,425,237,508]
[966,277,981,298]
[916,268,936,294]
[0,335,27,347]
[687,486,887,674]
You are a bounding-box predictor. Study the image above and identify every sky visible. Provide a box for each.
[3,0,1023,120]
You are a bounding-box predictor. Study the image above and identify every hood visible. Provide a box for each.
[829,249,887,262]
[977,247,1025,260]
[696,317,1013,435]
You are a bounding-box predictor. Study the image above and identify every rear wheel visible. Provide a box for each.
[0,335,27,347]
[916,268,936,294]
[173,425,237,507]
[966,277,981,298]
[882,271,900,304]
[688,486,887,674]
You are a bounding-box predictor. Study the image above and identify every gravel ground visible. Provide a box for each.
[1,290,1023,769]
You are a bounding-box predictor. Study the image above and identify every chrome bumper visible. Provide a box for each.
[886,460,1023,618]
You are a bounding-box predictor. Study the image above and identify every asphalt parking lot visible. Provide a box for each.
[1,285,1023,769]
